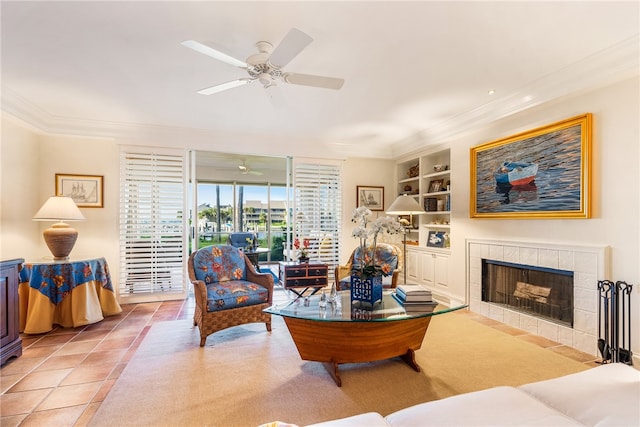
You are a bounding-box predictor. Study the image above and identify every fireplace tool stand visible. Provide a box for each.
[597,280,633,365]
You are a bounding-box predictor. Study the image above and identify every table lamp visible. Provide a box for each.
[33,196,85,260]
[386,194,426,284]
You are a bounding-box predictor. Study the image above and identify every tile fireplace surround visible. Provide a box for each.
[467,238,609,356]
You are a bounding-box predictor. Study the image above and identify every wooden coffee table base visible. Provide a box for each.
[283,315,431,386]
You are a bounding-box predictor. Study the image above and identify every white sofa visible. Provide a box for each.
[304,363,639,427]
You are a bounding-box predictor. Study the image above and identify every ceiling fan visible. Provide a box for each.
[238,161,263,176]
[181,28,345,95]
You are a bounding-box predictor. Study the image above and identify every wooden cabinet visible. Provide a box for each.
[278,261,328,290]
[1,258,24,365]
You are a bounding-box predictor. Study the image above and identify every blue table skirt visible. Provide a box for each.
[19,257,114,305]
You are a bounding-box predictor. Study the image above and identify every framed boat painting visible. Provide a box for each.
[470,113,592,219]
[55,173,104,208]
[357,185,384,211]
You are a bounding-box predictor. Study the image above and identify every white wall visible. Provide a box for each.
[0,119,121,279]
[34,134,121,263]
[339,157,398,262]
[444,76,639,356]
[0,116,41,259]
[448,76,639,288]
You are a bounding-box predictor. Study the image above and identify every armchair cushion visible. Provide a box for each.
[204,281,270,312]
[192,244,248,283]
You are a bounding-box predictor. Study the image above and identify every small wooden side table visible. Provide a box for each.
[278,261,328,299]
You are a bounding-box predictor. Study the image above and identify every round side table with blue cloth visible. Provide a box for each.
[18,257,122,334]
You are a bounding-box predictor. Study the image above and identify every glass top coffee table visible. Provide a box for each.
[265,290,466,386]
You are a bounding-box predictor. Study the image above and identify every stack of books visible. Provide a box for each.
[393,284,438,313]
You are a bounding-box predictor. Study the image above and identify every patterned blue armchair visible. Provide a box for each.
[188,245,274,346]
[335,243,403,291]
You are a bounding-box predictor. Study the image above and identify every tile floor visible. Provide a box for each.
[1,286,600,427]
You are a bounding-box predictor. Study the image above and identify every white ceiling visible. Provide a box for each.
[1,1,638,161]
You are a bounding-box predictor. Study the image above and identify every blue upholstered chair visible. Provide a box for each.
[335,243,403,290]
[227,232,257,250]
[188,244,273,346]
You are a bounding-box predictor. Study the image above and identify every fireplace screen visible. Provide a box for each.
[482,260,573,327]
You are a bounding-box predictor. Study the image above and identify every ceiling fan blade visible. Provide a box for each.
[197,79,253,95]
[268,28,313,68]
[283,72,345,90]
[249,170,264,176]
[181,40,248,68]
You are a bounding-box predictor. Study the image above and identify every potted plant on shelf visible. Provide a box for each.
[350,206,404,307]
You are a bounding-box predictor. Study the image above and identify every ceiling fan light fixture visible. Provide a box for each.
[258,72,274,87]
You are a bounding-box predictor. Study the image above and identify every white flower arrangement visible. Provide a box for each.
[351,206,404,278]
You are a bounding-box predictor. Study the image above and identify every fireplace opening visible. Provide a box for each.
[482,260,574,327]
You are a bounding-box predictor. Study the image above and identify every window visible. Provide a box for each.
[119,148,188,301]
[196,182,289,263]
[293,159,342,280]
[196,183,234,245]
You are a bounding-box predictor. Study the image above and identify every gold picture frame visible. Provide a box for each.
[470,113,592,219]
[55,174,104,208]
[357,185,384,211]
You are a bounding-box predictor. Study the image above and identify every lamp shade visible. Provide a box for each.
[33,196,84,260]
[386,194,425,215]
[386,194,425,285]
[33,196,85,221]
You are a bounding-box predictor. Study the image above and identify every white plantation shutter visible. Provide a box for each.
[118,147,188,301]
[293,159,342,281]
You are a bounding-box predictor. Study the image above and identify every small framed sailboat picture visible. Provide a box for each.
[470,113,592,219]
[56,174,104,208]
[357,185,384,211]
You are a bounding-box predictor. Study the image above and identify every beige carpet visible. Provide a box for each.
[89,310,589,427]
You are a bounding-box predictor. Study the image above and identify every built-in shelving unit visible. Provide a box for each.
[395,158,421,244]
[395,147,451,249]
[395,147,452,301]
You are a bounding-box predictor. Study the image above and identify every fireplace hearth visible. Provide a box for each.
[482,260,573,327]
[467,239,610,356]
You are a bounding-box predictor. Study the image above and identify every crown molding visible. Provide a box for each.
[2,35,638,160]
[390,35,639,158]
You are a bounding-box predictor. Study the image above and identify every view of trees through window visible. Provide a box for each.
[196,182,290,262]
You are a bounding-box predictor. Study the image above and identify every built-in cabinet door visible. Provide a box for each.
[406,249,420,283]
[420,251,450,290]
[433,252,450,289]
[420,251,435,287]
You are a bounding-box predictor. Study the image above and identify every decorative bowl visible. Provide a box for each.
[433,164,448,172]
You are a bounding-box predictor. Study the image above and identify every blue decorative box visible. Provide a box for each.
[350,275,383,308]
